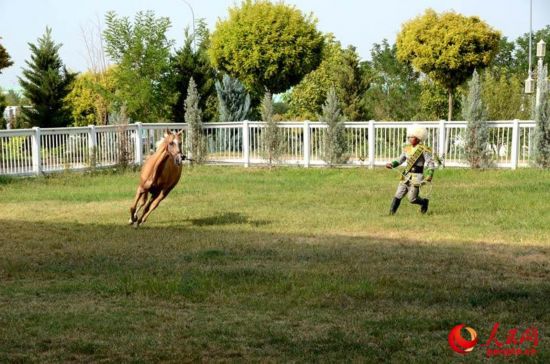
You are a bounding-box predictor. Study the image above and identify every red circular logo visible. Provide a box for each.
[448,324,478,354]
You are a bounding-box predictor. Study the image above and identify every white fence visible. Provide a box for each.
[0,120,536,176]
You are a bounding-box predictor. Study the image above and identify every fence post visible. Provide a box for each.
[368,120,375,169]
[243,120,250,167]
[438,120,446,165]
[134,122,143,166]
[510,119,520,170]
[303,120,310,168]
[88,125,97,168]
[31,126,42,175]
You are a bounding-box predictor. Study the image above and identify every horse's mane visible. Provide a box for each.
[155,138,167,151]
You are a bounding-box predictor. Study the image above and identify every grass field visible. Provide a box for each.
[0,166,549,362]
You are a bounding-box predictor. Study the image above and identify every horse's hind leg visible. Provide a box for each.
[137,190,166,226]
[129,188,147,224]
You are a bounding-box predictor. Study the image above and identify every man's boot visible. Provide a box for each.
[420,198,429,214]
[389,197,401,215]
[411,197,429,214]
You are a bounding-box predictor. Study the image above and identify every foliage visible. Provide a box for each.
[513,26,550,76]
[534,66,550,168]
[260,91,282,167]
[463,70,490,168]
[320,88,348,166]
[286,35,367,121]
[209,0,324,99]
[0,92,6,128]
[103,11,174,122]
[215,74,251,122]
[480,69,531,120]
[3,89,29,106]
[185,78,207,163]
[489,36,520,74]
[0,136,28,160]
[109,105,132,168]
[64,68,116,126]
[170,19,217,123]
[0,38,13,72]
[362,39,421,121]
[396,9,500,121]
[18,27,76,128]
[415,79,464,121]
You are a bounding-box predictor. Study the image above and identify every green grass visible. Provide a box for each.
[0,166,548,362]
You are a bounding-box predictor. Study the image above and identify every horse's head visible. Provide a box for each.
[161,129,184,166]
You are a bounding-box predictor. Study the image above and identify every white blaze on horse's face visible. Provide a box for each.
[164,131,183,166]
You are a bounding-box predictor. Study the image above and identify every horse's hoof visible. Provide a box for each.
[128,218,134,225]
[133,222,139,229]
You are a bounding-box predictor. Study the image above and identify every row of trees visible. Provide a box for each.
[1,2,549,130]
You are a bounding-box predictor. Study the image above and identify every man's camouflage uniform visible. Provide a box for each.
[388,143,435,214]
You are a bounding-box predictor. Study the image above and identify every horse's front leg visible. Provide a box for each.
[137,190,167,227]
[129,187,147,225]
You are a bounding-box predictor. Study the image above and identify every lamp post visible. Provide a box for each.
[525,0,535,94]
[180,0,196,52]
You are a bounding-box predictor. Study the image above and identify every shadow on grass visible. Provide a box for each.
[0,175,17,186]
[1,218,549,362]
[187,211,270,227]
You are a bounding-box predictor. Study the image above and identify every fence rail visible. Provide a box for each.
[0,120,536,176]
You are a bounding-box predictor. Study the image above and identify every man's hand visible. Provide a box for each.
[426,176,432,182]
[385,163,393,169]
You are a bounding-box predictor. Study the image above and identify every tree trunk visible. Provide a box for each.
[447,88,453,121]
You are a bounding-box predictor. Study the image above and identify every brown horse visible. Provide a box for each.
[129,129,184,227]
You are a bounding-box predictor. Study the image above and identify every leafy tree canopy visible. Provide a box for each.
[286,35,367,120]
[362,39,421,121]
[513,25,550,76]
[103,10,174,122]
[64,68,116,126]
[170,19,217,123]
[396,9,500,120]
[209,0,324,98]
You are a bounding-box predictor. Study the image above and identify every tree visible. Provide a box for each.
[0,37,13,73]
[362,39,421,121]
[321,88,348,166]
[286,35,368,121]
[463,70,490,168]
[103,11,174,122]
[533,66,550,168]
[396,9,500,121]
[0,39,13,129]
[513,26,550,77]
[209,0,324,99]
[64,68,116,126]
[260,91,282,167]
[489,36,519,74]
[170,19,217,123]
[19,27,75,128]
[0,90,6,129]
[215,74,251,122]
[481,69,531,120]
[185,78,207,163]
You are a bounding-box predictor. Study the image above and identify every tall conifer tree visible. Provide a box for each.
[185,77,207,163]
[534,66,550,168]
[19,28,75,127]
[464,70,490,168]
[321,88,348,166]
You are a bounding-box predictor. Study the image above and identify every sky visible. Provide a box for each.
[0,0,548,91]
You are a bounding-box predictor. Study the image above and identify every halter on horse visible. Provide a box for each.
[129,129,184,227]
